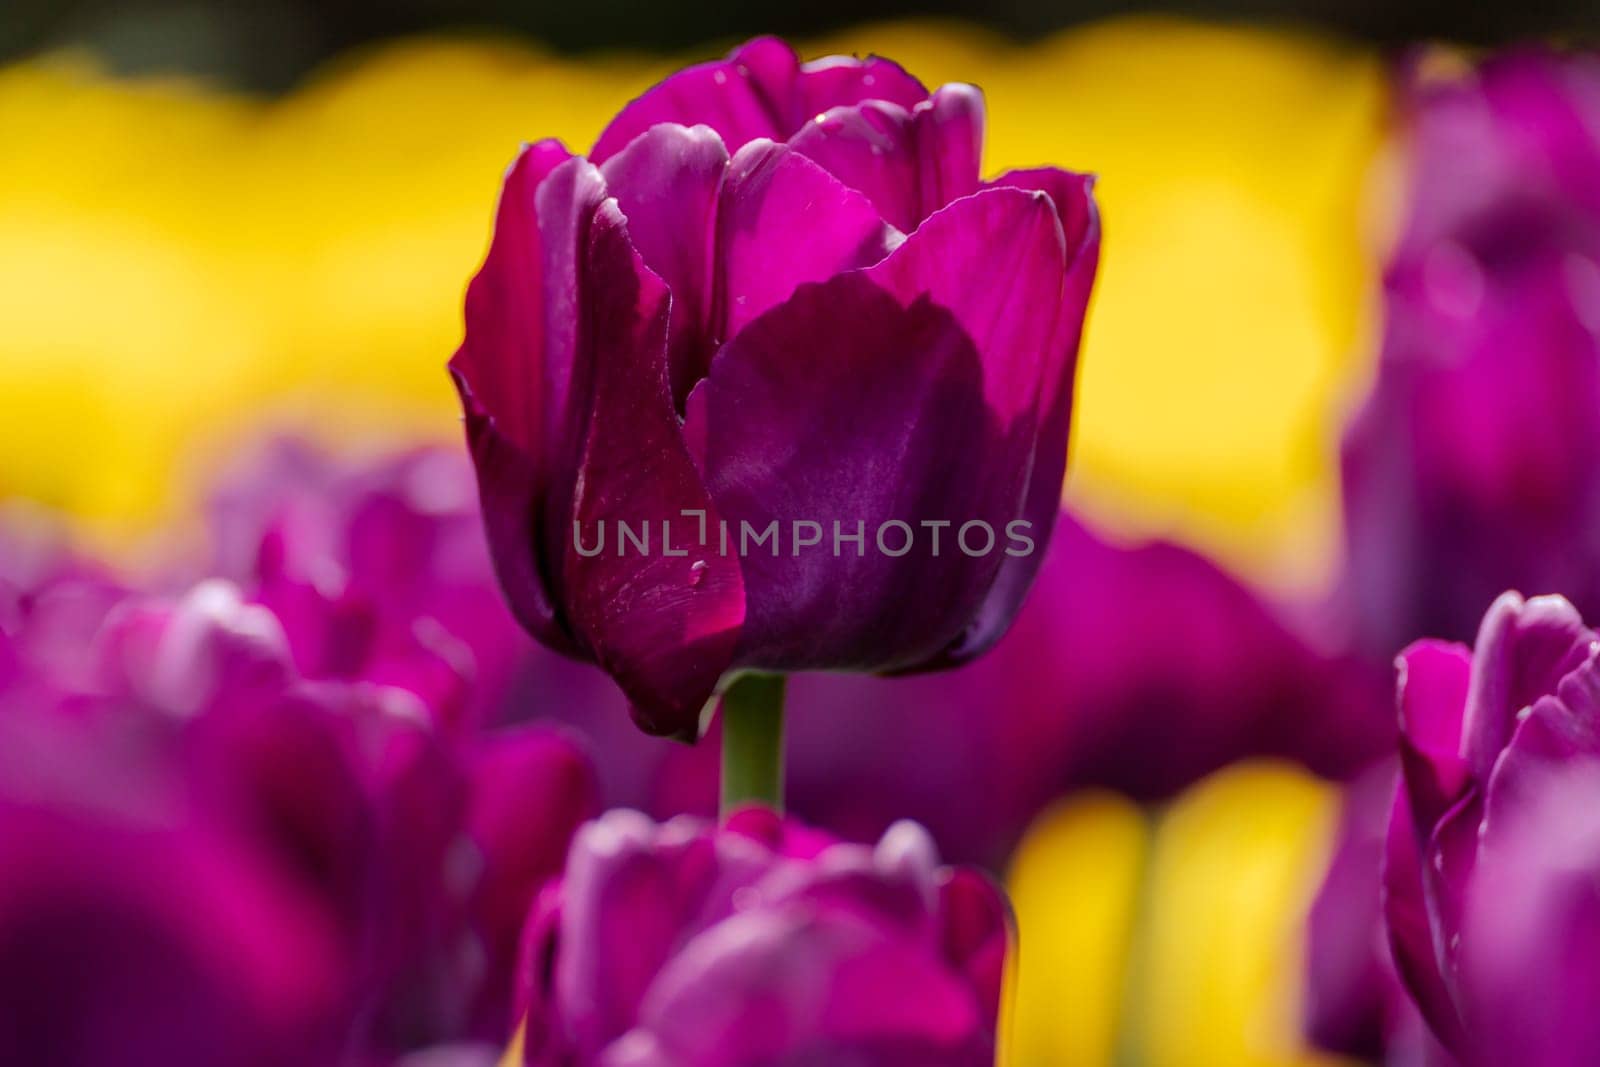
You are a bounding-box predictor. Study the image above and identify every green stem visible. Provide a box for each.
[719,672,787,818]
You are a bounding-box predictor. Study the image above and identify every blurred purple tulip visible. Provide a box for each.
[769,511,1392,865]
[0,566,599,1060]
[1305,48,1600,1066]
[1455,762,1600,1066]
[1383,591,1600,1063]
[450,36,1100,736]
[207,439,536,732]
[1305,761,1456,1067]
[0,781,349,1067]
[0,515,126,707]
[0,605,348,1066]
[513,807,1008,1066]
[202,439,699,822]
[1341,49,1600,664]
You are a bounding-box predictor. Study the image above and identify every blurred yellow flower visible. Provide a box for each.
[1004,762,1355,1067]
[0,60,262,531]
[1005,21,1385,595]
[1002,791,1146,1067]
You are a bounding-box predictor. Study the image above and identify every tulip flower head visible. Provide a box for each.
[1385,591,1600,1064]
[451,37,1099,737]
[514,808,1008,1066]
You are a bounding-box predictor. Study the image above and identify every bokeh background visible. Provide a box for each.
[4,4,1593,1066]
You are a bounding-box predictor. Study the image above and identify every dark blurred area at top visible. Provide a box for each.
[5,0,1598,93]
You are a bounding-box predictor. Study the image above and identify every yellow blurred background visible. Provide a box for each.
[0,18,1387,1064]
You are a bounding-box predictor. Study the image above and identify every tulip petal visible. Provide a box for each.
[714,139,903,345]
[1483,640,1600,840]
[590,37,927,166]
[1383,787,1466,1052]
[553,812,698,1058]
[937,867,1012,1033]
[688,187,1066,673]
[600,132,900,405]
[1464,763,1600,1067]
[599,124,728,407]
[1463,592,1595,779]
[545,187,746,736]
[794,50,930,128]
[467,727,598,1030]
[1305,764,1398,1059]
[457,148,747,733]
[630,909,987,1066]
[553,811,774,1058]
[927,168,1099,665]
[788,83,985,232]
[450,140,575,650]
[1395,638,1474,831]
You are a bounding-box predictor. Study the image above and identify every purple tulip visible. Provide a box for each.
[0,679,349,1066]
[202,439,705,826]
[1383,591,1600,1063]
[206,439,536,732]
[0,517,126,708]
[1,570,599,1059]
[1340,49,1600,664]
[466,725,602,1035]
[513,807,1008,1066]
[451,36,1099,736]
[0,802,350,1067]
[1454,762,1600,1066]
[202,438,728,832]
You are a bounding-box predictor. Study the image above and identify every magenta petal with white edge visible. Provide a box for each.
[1461,591,1595,779]
[1382,592,1600,1061]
